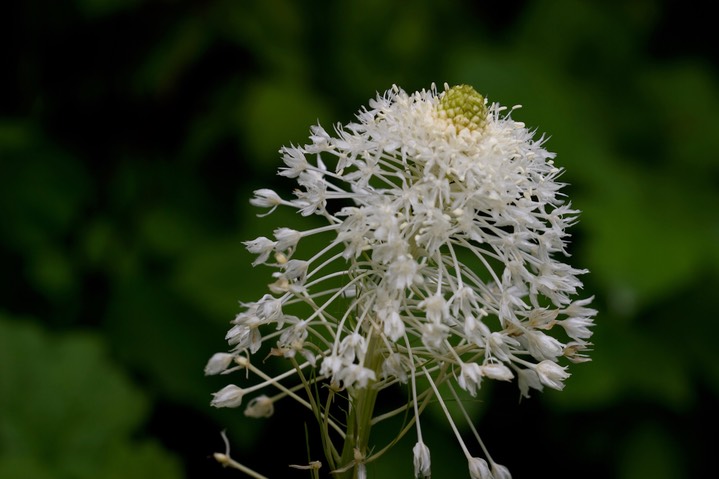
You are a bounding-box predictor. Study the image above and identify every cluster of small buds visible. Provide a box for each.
[207,83,596,478]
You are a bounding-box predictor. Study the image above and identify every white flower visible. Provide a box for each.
[338,333,367,363]
[535,360,571,390]
[517,367,543,398]
[211,384,244,408]
[337,364,376,389]
[523,330,564,361]
[386,254,422,290]
[244,395,275,418]
[468,457,492,479]
[559,297,597,340]
[418,293,450,325]
[374,292,405,341]
[209,84,596,477]
[413,441,431,478]
[243,237,276,266]
[381,353,409,383]
[457,362,483,397]
[250,189,284,215]
[481,362,514,381]
[225,324,261,354]
[492,462,513,479]
[273,227,302,252]
[560,316,594,340]
[204,352,235,376]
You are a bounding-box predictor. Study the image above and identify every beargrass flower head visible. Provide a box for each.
[207,84,596,477]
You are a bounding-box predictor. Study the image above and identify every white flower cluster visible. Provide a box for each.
[207,84,596,477]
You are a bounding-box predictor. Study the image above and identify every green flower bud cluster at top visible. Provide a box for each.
[436,84,488,132]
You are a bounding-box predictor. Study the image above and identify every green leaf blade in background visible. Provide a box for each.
[0,315,183,479]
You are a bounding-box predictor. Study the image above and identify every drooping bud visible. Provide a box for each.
[211,384,245,408]
[204,352,235,376]
[244,395,275,418]
[413,441,431,478]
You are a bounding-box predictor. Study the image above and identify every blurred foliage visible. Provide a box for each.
[2,0,718,477]
[0,315,182,479]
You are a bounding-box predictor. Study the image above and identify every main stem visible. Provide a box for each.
[336,331,382,479]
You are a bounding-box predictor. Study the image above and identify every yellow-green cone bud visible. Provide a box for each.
[437,85,487,132]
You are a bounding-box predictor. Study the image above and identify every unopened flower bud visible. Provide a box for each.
[468,457,492,479]
[211,384,244,408]
[204,353,235,376]
[244,395,274,418]
[413,441,431,478]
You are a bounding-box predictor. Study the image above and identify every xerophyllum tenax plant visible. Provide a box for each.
[206,84,596,478]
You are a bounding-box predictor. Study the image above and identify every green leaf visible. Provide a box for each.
[582,166,715,313]
[639,62,719,170]
[236,81,332,174]
[0,125,90,251]
[0,455,55,479]
[619,423,683,479]
[0,315,183,479]
[133,16,210,96]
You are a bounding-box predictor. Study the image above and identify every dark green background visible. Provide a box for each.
[2,0,718,477]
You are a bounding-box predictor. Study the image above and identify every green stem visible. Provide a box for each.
[336,331,382,479]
